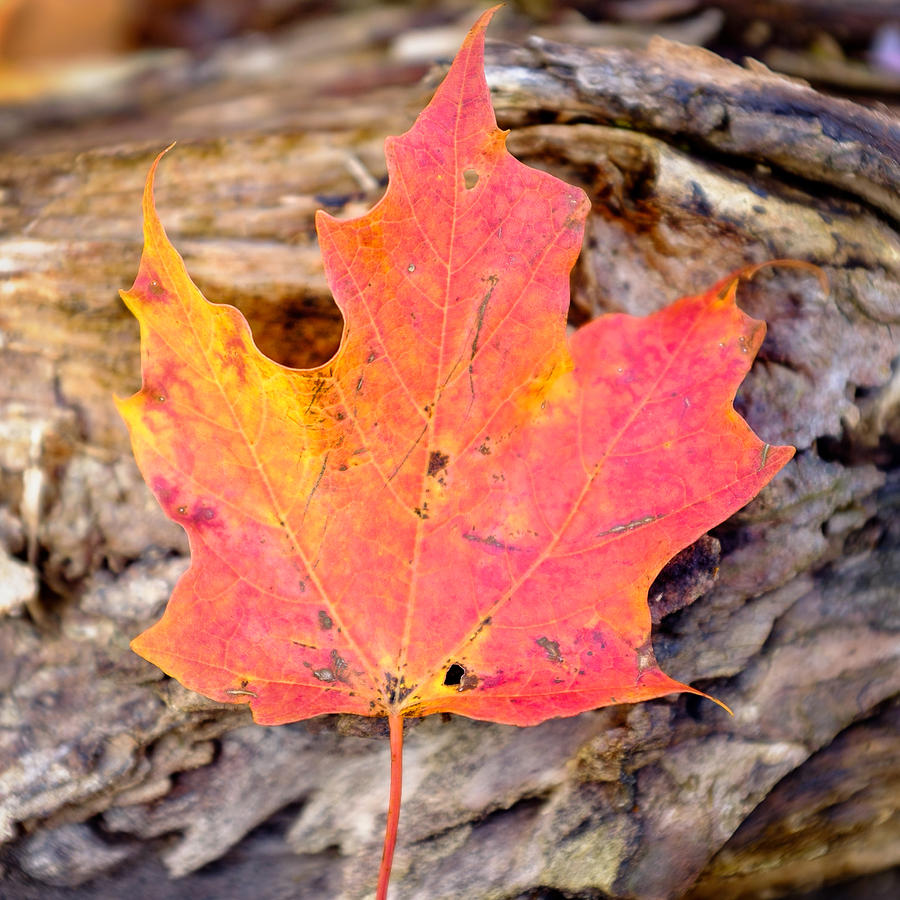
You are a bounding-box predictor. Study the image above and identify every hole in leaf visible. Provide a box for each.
[444,663,465,686]
[223,294,343,369]
[463,169,479,190]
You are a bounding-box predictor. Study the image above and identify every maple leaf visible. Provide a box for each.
[117,7,794,895]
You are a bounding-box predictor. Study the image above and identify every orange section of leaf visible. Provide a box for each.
[118,7,792,728]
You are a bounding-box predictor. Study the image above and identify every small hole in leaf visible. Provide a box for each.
[444,663,465,686]
[463,169,479,190]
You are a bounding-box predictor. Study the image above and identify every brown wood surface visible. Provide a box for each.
[0,4,897,899]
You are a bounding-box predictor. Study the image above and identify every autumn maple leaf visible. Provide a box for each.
[117,7,794,896]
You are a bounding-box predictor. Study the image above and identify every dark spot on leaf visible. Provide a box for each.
[444,663,465,686]
[177,506,187,515]
[463,532,517,552]
[193,506,216,523]
[318,610,333,630]
[463,168,479,190]
[458,673,479,692]
[428,450,449,477]
[313,668,335,682]
[384,671,401,703]
[536,636,563,663]
[394,676,412,703]
[148,279,164,296]
[330,649,347,673]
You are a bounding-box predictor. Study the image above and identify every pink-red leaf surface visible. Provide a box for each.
[118,9,792,730]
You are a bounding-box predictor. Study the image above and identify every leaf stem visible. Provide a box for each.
[376,712,404,900]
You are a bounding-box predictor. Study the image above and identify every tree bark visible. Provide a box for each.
[1,7,897,899]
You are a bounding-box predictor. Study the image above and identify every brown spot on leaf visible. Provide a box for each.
[536,636,563,663]
[318,610,333,630]
[635,639,656,673]
[463,168,479,190]
[330,649,348,675]
[384,671,412,704]
[458,672,479,692]
[428,450,449,477]
[463,532,518,552]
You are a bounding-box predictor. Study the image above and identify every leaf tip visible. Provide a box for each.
[689,686,734,717]
[141,143,177,234]
[473,3,505,33]
[733,258,830,298]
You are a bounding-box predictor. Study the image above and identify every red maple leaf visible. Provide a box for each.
[117,8,794,895]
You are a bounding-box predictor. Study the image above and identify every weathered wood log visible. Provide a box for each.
[0,9,897,899]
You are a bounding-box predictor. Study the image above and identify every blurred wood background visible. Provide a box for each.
[0,2,898,898]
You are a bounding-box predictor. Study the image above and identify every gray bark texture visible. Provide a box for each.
[0,6,898,899]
